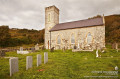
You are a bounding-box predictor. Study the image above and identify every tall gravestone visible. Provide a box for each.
[26,56,32,70]
[44,52,48,64]
[9,57,19,76]
[37,54,41,67]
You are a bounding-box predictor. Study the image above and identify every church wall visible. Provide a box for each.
[50,25,105,50]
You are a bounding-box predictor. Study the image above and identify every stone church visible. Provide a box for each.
[45,5,105,50]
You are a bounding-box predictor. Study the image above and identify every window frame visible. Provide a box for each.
[71,33,75,44]
[56,35,61,45]
[86,32,93,44]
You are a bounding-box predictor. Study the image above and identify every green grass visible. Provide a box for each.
[0,48,120,79]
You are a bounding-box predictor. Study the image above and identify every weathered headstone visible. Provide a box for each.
[112,43,118,49]
[9,57,19,76]
[35,43,39,50]
[31,47,35,52]
[115,66,118,70]
[50,47,54,52]
[37,54,41,67]
[26,56,32,70]
[0,50,6,57]
[42,46,45,50]
[44,52,48,64]
[20,47,23,51]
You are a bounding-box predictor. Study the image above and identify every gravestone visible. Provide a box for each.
[42,46,45,50]
[50,47,54,52]
[112,43,118,49]
[9,57,19,76]
[20,47,23,51]
[44,52,48,64]
[35,43,39,50]
[115,66,118,70]
[31,47,35,52]
[37,54,41,67]
[26,56,32,70]
[0,50,6,57]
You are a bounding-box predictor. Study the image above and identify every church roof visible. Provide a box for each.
[49,17,104,32]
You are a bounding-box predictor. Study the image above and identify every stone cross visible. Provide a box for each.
[96,49,99,57]
[44,52,48,64]
[9,57,19,76]
[26,56,32,70]
[37,54,41,67]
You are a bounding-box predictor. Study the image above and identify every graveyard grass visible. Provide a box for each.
[0,46,120,79]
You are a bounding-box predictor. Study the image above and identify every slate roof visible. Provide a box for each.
[50,17,104,32]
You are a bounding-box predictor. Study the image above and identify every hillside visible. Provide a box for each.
[105,14,120,43]
[9,28,45,46]
[0,26,44,47]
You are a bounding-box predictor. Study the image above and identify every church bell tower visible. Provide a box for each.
[45,5,59,49]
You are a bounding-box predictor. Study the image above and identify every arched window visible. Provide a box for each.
[87,33,92,44]
[57,35,61,44]
[71,34,75,44]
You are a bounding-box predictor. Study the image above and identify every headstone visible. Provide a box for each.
[26,56,32,70]
[42,46,45,50]
[31,47,35,52]
[37,54,41,67]
[35,43,39,50]
[0,50,6,57]
[9,57,19,76]
[115,66,118,70]
[20,47,23,51]
[44,52,48,64]
[74,45,77,49]
[50,47,54,52]
[112,43,118,49]
[96,49,99,57]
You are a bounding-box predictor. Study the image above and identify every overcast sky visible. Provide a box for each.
[0,0,120,30]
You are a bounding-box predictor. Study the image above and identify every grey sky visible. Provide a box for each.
[0,0,120,30]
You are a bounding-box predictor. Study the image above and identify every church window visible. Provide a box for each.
[87,33,92,44]
[71,34,75,44]
[57,35,61,44]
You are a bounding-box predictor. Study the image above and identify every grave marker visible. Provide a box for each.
[9,57,19,76]
[37,54,41,67]
[26,56,32,70]
[35,43,39,50]
[44,52,48,64]
[20,47,23,51]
